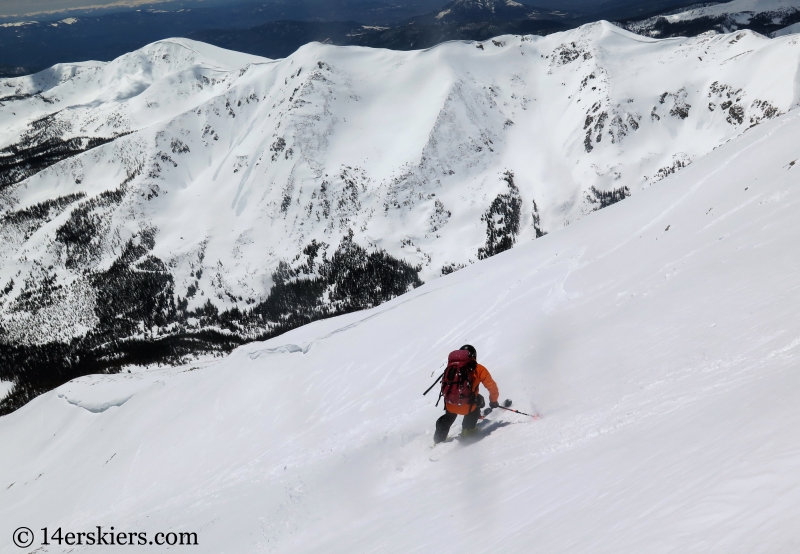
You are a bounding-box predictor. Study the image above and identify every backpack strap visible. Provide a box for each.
[465,361,479,411]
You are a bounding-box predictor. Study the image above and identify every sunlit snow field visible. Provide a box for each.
[3,73,800,552]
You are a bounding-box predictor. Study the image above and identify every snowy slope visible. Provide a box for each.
[2,24,800,358]
[624,0,800,37]
[3,88,800,552]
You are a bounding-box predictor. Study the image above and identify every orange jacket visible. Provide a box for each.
[445,363,499,415]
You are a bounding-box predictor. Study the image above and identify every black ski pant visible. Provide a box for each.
[434,406,481,443]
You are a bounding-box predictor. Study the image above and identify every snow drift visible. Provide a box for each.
[3,75,800,552]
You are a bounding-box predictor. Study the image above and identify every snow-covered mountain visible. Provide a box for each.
[2,23,800,411]
[3,86,800,553]
[623,0,800,37]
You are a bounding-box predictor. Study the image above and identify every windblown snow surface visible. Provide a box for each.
[3,75,800,551]
[2,23,799,348]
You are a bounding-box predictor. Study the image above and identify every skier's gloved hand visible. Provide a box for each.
[490,400,500,409]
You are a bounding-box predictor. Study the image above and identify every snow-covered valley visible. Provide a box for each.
[2,21,800,413]
[3,58,800,551]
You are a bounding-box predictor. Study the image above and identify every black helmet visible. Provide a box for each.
[460,344,477,359]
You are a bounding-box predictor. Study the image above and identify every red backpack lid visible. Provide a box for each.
[448,349,472,364]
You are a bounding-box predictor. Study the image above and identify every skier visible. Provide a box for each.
[433,344,500,444]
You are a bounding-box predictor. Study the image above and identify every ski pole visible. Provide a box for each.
[423,372,444,396]
[496,405,538,418]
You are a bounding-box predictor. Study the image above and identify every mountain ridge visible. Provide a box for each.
[2,23,799,412]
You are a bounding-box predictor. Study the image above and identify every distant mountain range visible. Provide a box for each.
[0,0,444,69]
[1,0,722,71]
[411,0,571,24]
[188,0,574,56]
[0,65,33,78]
[620,0,800,38]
